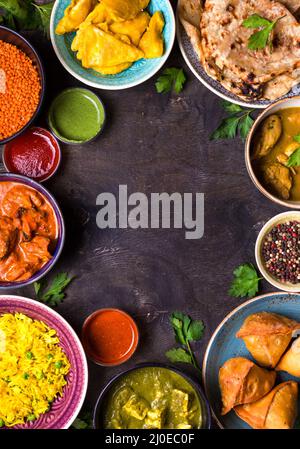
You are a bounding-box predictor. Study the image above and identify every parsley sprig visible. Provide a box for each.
[228,263,262,299]
[166,312,204,373]
[155,68,186,94]
[210,101,255,140]
[34,273,74,307]
[287,133,300,167]
[242,14,285,51]
[72,411,93,430]
[0,0,54,37]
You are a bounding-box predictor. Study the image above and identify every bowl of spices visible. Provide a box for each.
[255,211,300,292]
[48,87,106,144]
[82,308,139,366]
[0,26,44,144]
[3,127,61,182]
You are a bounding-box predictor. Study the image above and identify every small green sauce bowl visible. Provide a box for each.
[48,87,106,145]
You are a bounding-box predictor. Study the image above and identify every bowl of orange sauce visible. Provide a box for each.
[0,173,64,288]
[82,308,139,366]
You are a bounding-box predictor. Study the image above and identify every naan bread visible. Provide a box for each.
[179,0,300,101]
[280,0,300,13]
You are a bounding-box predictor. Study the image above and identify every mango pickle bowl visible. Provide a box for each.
[255,211,300,293]
[245,96,300,209]
[0,173,65,289]
[93,363,211,429]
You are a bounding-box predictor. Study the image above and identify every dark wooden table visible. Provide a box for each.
[0,27,286,424]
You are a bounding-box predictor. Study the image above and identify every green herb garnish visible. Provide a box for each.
[0,418,4,427]
[23,373,29,380]
[26,351,33,359]
[34,273,74,307]
[210,101,254,140]
[242,14,285,51]
[165,312,204,373]
[54,361,63,369]
[155,68,186,94]
[287,134,300,167]
[27,414,35,422]
[71,412,93,429]
[0,0,54,37]
[228,263,262,298]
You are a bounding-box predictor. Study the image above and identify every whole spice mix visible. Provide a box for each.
[0,40,41,140]
[262,221,300,284]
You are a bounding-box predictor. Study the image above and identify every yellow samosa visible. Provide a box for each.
[56,0,97,34]
[139,11,164,58]
[101,0,150,20]
[109,11,150,46]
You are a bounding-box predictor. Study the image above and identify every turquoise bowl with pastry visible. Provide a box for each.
[50,0,175,90]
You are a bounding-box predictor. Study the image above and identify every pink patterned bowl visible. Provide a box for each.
[0,295,88,429]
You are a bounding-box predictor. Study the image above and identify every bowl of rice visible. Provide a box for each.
[0,295,88,429]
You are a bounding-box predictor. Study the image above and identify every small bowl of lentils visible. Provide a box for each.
[255,211,300,292]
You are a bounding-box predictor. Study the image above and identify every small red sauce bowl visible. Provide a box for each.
[3,126,61,182]
[82,308,139,366]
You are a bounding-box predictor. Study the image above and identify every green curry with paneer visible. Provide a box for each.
[103,367,202,429]
[252,107,300,202]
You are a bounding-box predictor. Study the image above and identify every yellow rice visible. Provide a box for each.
[0,312,70,427]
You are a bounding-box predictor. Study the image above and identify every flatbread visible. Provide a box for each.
[179,0,300,101]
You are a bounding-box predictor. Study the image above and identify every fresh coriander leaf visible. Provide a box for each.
[186,320,205,342]
[242,14,272,29]
[72,412,93,429]
[287,148,300,167]
[35,273,74,307]
[174,69,186,94]
[294,133,300,143]
[221,100,243,114]
[33,2,54,37]
[34,280,43,298]
[210,115,240,140]
[0,0,28,21]
[238,113,254,139]
[155,68,186,94]
[247,24,274,50]
[170,312,186,346]
[228,263,262,298]
[165,347,192,364]
[72,418,89,429]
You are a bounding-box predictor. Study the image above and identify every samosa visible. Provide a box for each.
[236,312,300,368]
[219,357,276,415]
[235,381,298,429]
[277,336,300,377]
[139,11,164,58]
[56,0,97,34]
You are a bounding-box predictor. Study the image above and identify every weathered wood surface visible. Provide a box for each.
[0,27,286,424]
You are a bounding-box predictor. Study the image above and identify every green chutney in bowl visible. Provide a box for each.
[48,88,105,144]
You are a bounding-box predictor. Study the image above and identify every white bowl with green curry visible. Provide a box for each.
[93,364,211,429]
[246,97,300,208]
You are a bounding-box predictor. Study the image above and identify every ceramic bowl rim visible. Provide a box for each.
[255,211,300,292]
[3,126,62,182]
[0,26,45,145]
[50,0,176,90]
[93,361,212,429]
[202,291,296,429]
[245,95,300,209]
[47,87,106,144]
[0,294,88,429]
[0,173,65,289]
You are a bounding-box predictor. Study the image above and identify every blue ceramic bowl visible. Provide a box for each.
[93,362,211,429]
[50,0,175,90]
[0,173,65,289]
[203,292,300,429]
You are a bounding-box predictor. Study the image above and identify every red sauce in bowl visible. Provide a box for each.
[82,309,139,366]
[3,127,60,182]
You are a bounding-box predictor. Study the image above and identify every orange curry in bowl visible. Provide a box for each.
[0,182,57,282]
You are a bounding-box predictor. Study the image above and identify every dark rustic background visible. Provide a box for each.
[0,22,287,425]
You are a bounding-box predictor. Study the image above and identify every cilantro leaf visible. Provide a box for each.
[72,412,93,429]
[155,68,186,94]
[210,115,240,140]
[293,133,300,144]
[34,273,74,307]
[165,348,192,364]
[287,148,300,167]
[243,14,285,51]
[221,100,243,114]
[238,113,254,139]
[228,263,262,298]
[170,312,188,345]
[33,2,54,37]
[186,320,205,342]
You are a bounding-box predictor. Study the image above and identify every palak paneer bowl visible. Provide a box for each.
[93,363,211,429]
[246,97,300,209]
